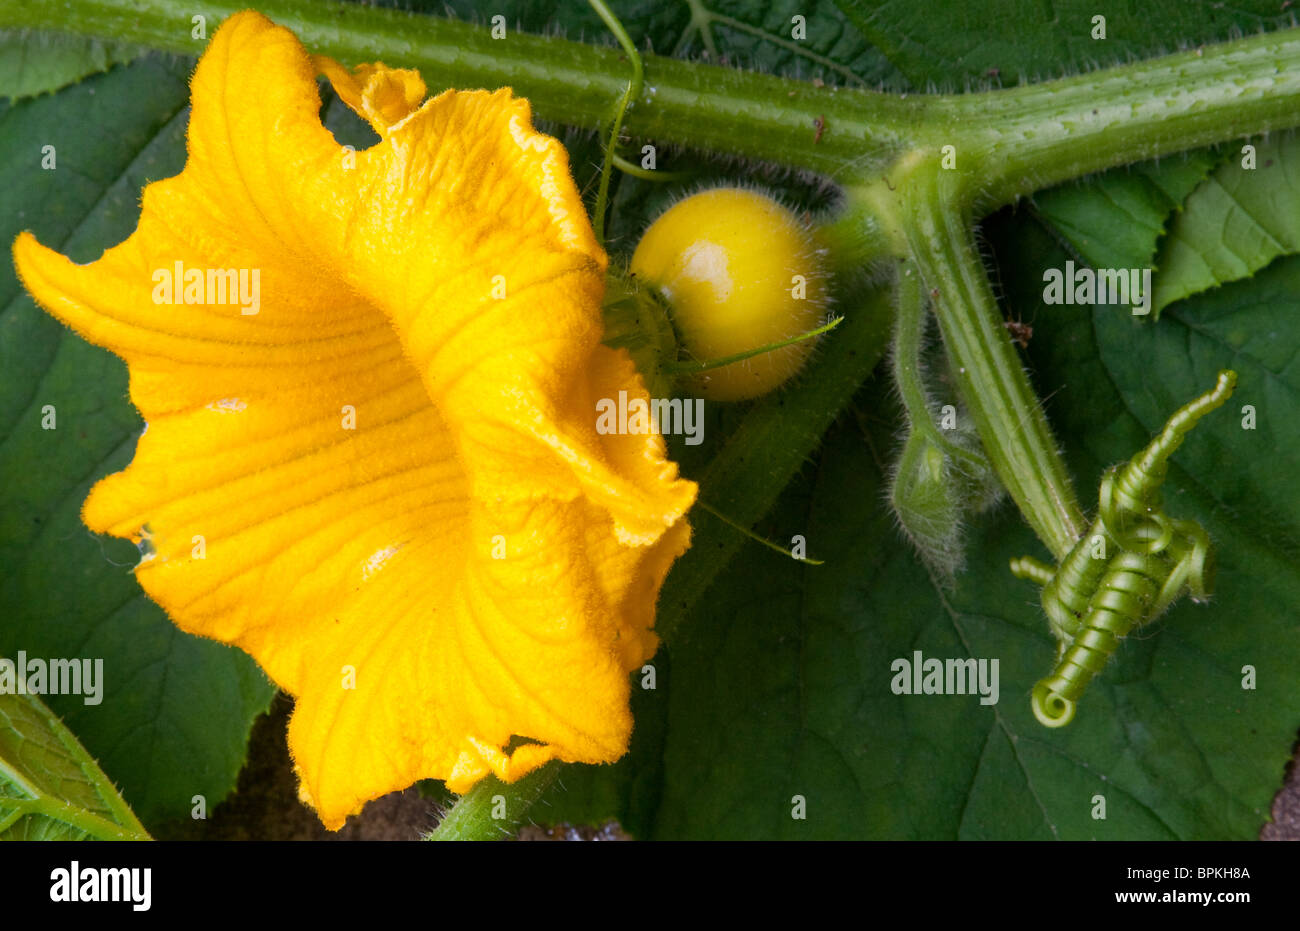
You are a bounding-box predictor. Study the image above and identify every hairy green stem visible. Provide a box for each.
[1,797,150,841]
[585,0,641,245]
[424,763,558,841]
[12,0,1300,196]
[892,259,986,473]
[1,694,152,840]
[0,0,918,174]
[959,34,1300,209]
[901,170,1086,560]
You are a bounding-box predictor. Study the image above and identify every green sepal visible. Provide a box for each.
[601,267,679,401]
[889,428,964,584]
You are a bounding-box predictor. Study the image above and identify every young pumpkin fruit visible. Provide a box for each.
[630,187,830,401]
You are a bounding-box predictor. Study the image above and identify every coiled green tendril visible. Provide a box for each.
[1010,370,1237,727]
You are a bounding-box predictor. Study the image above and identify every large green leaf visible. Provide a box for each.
[392,0,901,86]
[0,56,275,829]
[544,221,1298,839]
[657,0,902,86]
[1033,150,1222,275]
[1153,135,1300,312]
[0,29,144,100]
[1032,136,1300,320]
[832,0,1294,87]
[511,0,1300,841]
[0,693,148,840]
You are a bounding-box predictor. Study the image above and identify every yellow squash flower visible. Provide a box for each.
[12,10,696,830]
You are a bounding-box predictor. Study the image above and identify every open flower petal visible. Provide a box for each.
[12,10,695,829]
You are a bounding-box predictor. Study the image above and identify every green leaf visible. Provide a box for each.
[658,286,1293,839]
[388,0,901,86]
[0,29,143,100]
[1152,135,1300,313]
[541,209,1299,840]
[666,0,902,87]
[1010,229,1300,839]
[0,692,149,840]
[514,0,1297,840]
[1033,150,1222,274]
[1032,137,1300,322]
[832,0,1295,87]
[0,56,275,830]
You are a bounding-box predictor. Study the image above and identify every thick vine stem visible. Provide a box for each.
[960,35,1300,210]
[12,0,1300,190]
[897,165,1086,561]
[0,0,919,177]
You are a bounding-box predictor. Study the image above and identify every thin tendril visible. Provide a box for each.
[587,0,643,247]
[664,316,843,374]
[1017,371,1237,727]
[702,8,868,87]
[696,500,824,565]
[611,152,695,182]
[893,260,992,473]
[1009,555,1054,585]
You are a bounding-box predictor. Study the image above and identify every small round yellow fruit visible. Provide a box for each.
[630,187,829,401]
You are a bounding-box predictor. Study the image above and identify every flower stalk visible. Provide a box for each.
[424,764,559,841]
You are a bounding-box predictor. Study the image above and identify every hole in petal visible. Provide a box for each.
[319,82,381,151]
